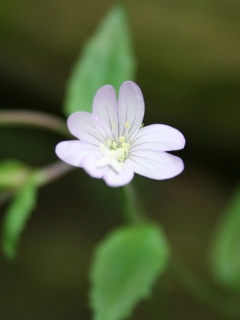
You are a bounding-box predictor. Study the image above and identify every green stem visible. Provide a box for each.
[120,184,146,223]
[0,111,73,204]
[0,162,74,207]
[0,110,70,138]
[170,256,240,319]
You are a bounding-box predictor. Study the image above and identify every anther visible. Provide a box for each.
[125,121,130,129]
[118,136,125,143]
[112,141,117,149]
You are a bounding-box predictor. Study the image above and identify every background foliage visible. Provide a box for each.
[0,1,240,319]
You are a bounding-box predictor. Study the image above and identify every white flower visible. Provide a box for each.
[56,81,185,187]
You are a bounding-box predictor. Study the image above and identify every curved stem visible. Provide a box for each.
[0,111,74,201]
[121,184,147,223]
[0,162,74,208]
[0,110,70,138]
[35,161,75,187]
[170,256,240,319]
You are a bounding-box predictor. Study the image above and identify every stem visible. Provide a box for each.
[120,184,146,223]
[0,110,70,138]
[170,256,240,319]
[35,161,75,187]
[0,162,74,208]
[0,111,74,201]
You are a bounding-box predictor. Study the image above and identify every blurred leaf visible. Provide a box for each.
[211,187,240,291]
[64,5,136,115]
[0,160,31,190]
[2,175,38,259]
[90,224,169,320]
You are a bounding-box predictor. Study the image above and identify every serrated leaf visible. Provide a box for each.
[211,187,240,291]
[64,5,136,115]
[2,175,38,259]
[0,160,31,189]
[90,224,169,320]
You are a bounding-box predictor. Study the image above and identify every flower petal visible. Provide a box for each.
[81,153,109,179]
[67,112,110,146]
[103,162,134,187]
[131,124,186,152]
[92,85,119,141]
[129,150,184,180]
[55,141,94,167]
[118,81,145,141]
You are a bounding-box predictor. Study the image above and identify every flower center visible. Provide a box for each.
[97,136,130,172]
[105,136,130,162]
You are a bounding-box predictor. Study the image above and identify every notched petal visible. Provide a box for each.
[67,111,110,146]
[131,124,186,152]
[129,150,184,180]
[118,81,145,140]
[92,85,119,141]
[55,141,93,167]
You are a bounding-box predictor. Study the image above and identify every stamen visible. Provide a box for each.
[118,136,125,143]
[112,141,117,149]
[101,134,130,166]
[125,121,130,129]
[118,153,126,162]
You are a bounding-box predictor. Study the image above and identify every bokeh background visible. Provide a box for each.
[0,0,240,319]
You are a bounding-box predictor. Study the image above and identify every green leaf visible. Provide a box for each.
[2,175,38,259]
[211,187,240,291]
[90,224,169,320]
[64,5,136,115]
[0,160,31,189]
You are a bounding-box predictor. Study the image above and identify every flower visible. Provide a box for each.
[55,81,185,187]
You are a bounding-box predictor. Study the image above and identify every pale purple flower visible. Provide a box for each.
[56,81,185,187]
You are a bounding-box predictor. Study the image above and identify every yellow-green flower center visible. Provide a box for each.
[104,135,130,163]
[97,135,130,172]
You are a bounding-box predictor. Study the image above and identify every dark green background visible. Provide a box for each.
[0,0,240,319]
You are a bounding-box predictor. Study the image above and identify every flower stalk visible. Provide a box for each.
[35,161,74,187]
[121,184,146,223]
[0,110,70,138]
